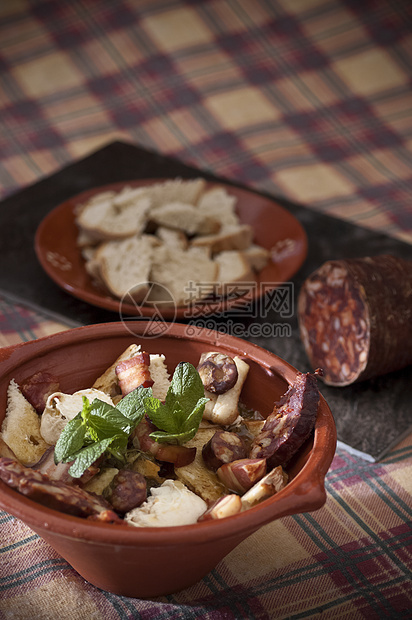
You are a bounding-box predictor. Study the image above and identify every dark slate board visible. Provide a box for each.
[0,140,411,461]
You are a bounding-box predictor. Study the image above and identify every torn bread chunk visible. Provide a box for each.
[197,187,239,228]
[214,250,254,287]
[137,177,206,210]
[96,234,157,301]
[242,244,270,271]
[175,425,227,504]
[150,202,221,236]
[149,246,218,306]
[83,467,119,495]
[191,224,253,254]
[149,354,171,401]
[76,194,151,241]
[77,229,100,248]
[1,379,51,465]
[111,185,148,208]
[155,226,188,250]
[203,357,250,426]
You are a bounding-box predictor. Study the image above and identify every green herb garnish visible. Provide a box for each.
[144,362,208,445]
[54,363,208,478]
[54,387,151,477]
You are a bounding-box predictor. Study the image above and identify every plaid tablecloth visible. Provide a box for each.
[0,1,411,618]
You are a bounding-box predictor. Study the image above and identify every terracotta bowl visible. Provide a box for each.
[0,322,336,598]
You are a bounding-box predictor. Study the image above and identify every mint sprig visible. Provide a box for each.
[54,363,208,478]
[54,387,151,478]
[144,362,208,445]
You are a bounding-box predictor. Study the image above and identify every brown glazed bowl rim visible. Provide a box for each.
[0,322,336,548]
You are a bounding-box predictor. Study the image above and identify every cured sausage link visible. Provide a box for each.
[106,469,147,514]
[249,371,320,468]
[202,430,247,472]
[0,457,121,522]
[298,255,412,386]
[20,371,60,413]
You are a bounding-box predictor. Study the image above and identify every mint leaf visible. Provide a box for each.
[145,363,208,445]
[68,436,121,478]
[87,400,133,439]
[54,396,135,476]
[54,413,86,464]
[166,362,205,418]
[182,397,209,433]
[117,386,152,425]
[150,428,199,444]
[144,396,178,434]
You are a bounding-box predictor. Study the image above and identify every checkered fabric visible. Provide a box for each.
[0,0,411,618]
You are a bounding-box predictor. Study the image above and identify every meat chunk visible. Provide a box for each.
[298,255,412,385]
[249,371,320,468]
[115,352,154,395]
[106,469,147,514]
[0,457,120,522]
[202,429,247,472]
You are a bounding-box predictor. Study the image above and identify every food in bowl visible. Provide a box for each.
[76,178,269,305]
[0,323,336,597]
[0,342,321,526]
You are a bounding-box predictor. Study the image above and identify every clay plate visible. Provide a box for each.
[35,179,307,319]
[0,322,335,598]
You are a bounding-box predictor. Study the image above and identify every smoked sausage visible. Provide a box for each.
[202,430,247,472]
[106,469,147,513]
[0,457,121,521]
[298,255,412,385]
[249,371,320,468]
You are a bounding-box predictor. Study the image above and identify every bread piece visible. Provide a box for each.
[77,229,100,248]
[81,245,98,263]
[96,234,156,301]
[131,455,165,485]
[76,195,151,241]
[83,467,119,495]
[242,244,270,271]
[0,437,17,459]
[150,203,221,236]
[139,178,206,209]
[191,224,253,254]
[92,344,141,397]
[214,250,254,285]
[1,379,51,465]
[149,246,218,306]
[112,185,148,208]
[149,354,171,400]
[197,187,239,228]
[155,226,188,250]
[175,426,227,503]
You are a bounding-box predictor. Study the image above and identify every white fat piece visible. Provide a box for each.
[40,388,114,445]
[202,356,250,426]
[125,479,207,527]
